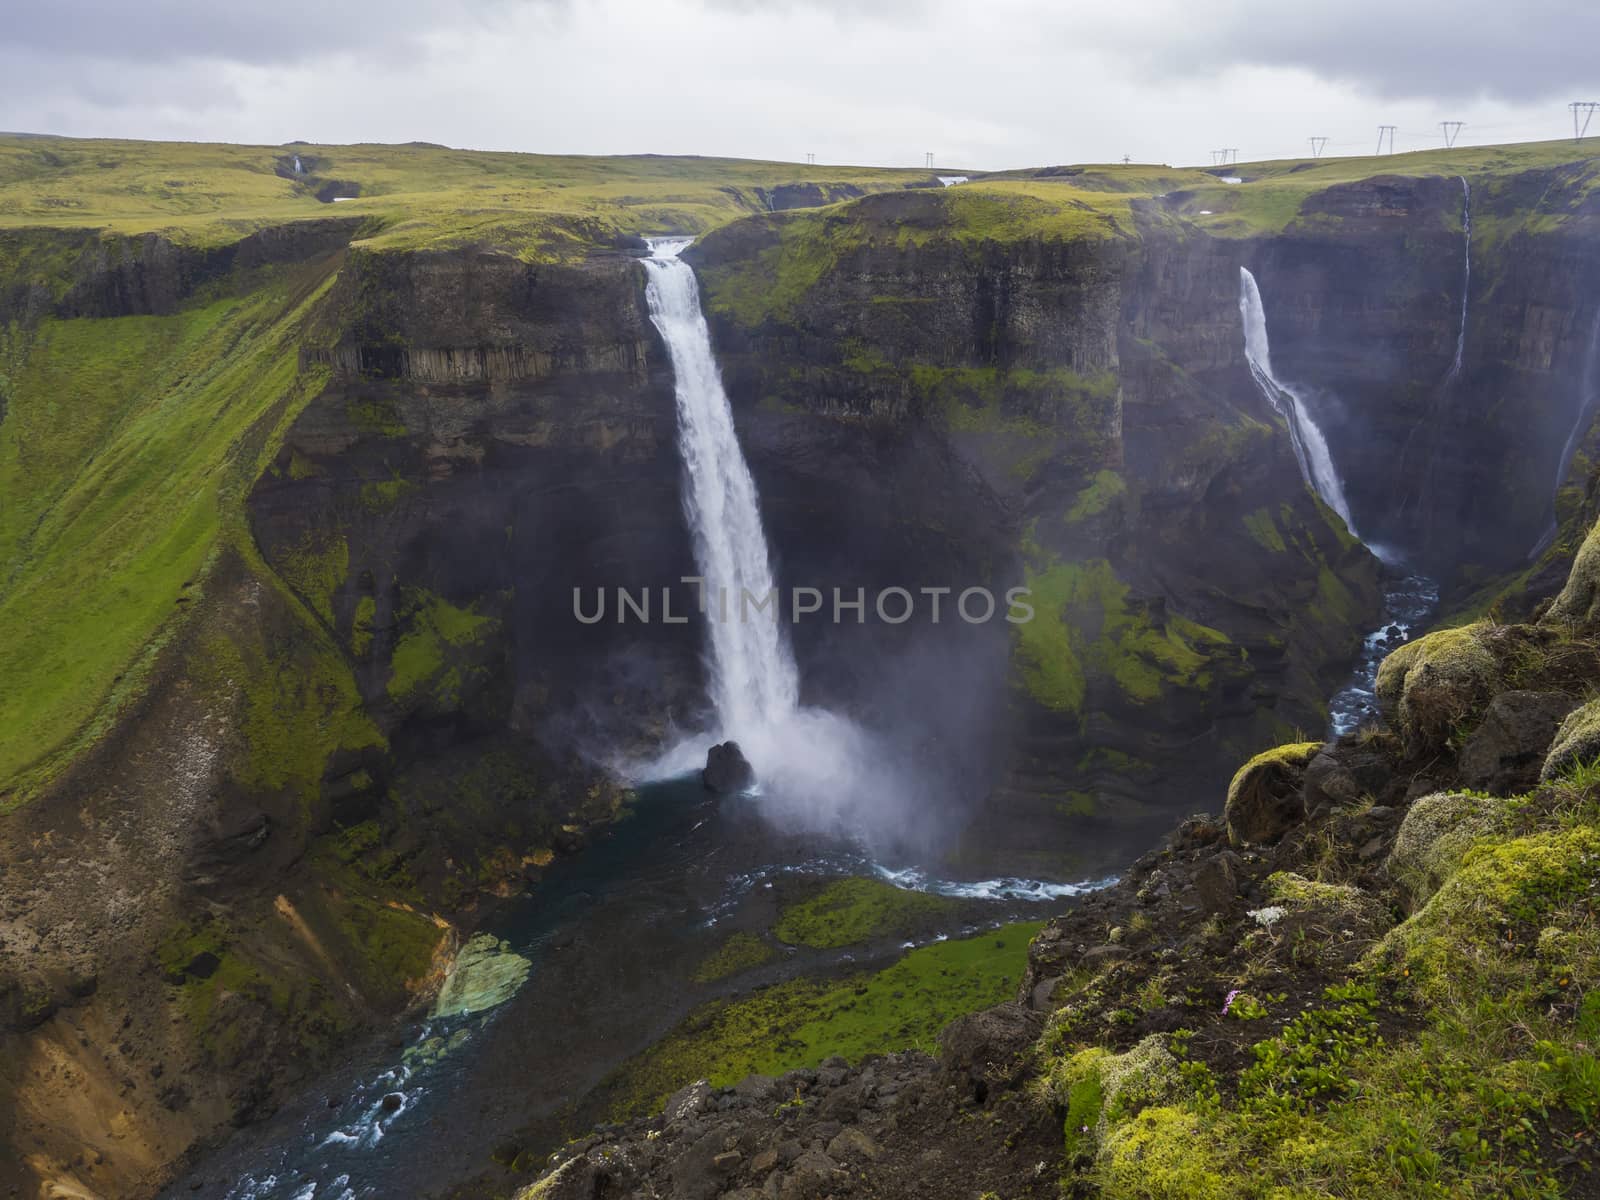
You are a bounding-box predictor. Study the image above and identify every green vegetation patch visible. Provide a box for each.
[0,264,338,803]
[386,587,499,706]
[1013,544,1235,714]
[157,918,354,1064]
[773,877,957,949]
[608,921,1043,1119]
[1046,770,1600,1200]
[693,932,778,983]
[0,134,938,259]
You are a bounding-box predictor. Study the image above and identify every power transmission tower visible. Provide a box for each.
[1210,149,1223,165]
[1440,121,1464,148]
[1122,154,1131,165]
[1226,148,1239,165]
[1572,101,1600,141]
[925,151,934,168]
[1309,136,1328,159]
[806,152,815,165]
[1376,125,1397,155]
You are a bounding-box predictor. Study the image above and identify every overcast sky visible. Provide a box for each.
[4,0,1598,170]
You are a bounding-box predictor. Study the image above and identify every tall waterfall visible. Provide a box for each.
[1238,267,1356,532]
[1446,177,1472,383]
[1534,306,1600,558]
[642,238,800,736]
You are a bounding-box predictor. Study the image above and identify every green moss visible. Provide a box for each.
[191,617,383,802]
[606,921,1042,1119]
[1058,792,1600,1200]
[275,528,348,624]
[1377,826,1600,996]
[773,877,954,949]
[693,932,777,983]
[331,891,443,1002]
[386,588,498,705]
[1015,547,1234,713]
[701,181,1136,327]
[347,396,407,437]
[360,476,418,511]
[1059,790,1098,817]
[158,919,352,1062]
[1376,623,1499,752]
[1541,697,1600,781]
[350,594,376,658]
[1387,792,1515,903]
[1067,470,1129,524]
[1243,507,1288,553]
[1227,742,1321,800]
[1098,1106,1229,1200]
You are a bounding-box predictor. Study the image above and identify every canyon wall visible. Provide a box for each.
[4,154,1600,1196]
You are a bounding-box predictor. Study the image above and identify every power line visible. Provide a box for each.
[1572,101,1600,142]
[1376,124,1397,155]
[1440,121,1465,148]
[1309,136,1328,159]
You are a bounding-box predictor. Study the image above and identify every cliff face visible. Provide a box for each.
[688,197,1379,874]
[6,147,1600,1198]
[1247,170,1600,576]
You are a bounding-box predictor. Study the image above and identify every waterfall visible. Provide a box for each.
[292,154,303,175]
[642,238,800,737]
[1238,267,1356,532]
[1238,267,1434,734]
[1534,306,1600,557]
[1446,176,1471,383]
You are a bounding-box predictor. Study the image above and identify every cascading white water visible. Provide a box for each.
[642,238,801,736]
[1533,306,1600,558]
[1446,176,1472,383]
[1240,267,1439,733]
[1238,267,1357,532]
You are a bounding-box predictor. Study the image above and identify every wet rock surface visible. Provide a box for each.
[703,742,756,794]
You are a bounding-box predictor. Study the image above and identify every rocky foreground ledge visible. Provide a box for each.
[510,525,1600,1200]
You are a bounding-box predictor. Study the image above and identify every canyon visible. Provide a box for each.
[1,135,1599,1199]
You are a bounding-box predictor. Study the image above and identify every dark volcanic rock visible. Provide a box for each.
[1458,690,1577,795]
[703,741,755,793]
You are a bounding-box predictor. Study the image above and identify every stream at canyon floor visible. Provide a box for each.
[165,777,1106,1200]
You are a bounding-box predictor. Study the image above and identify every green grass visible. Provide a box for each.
[693,932,778,983]
[1170,138,1600,240]
[0,134,941,260]
[773,877,957,949]
[0,261,339,802]
[608,921,1043,1119]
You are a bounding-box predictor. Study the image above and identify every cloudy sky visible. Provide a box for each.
[4,0,1598,170]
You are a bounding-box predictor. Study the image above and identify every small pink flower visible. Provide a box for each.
[1222,989,1241,1014]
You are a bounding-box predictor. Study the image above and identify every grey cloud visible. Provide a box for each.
[8,0,543,67]
[1128,0,1600,103]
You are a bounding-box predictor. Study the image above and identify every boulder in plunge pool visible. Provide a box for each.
[702,741,754,793]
